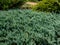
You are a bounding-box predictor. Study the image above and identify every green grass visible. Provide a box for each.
[0,9,60,45]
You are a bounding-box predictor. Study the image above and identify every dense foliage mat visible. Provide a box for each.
[0,9,60,45]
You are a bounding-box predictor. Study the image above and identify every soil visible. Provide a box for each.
[25,2,37,6]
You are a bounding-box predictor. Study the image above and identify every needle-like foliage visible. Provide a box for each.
[0,9,60,45]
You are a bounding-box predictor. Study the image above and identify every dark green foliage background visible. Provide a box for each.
[32,0,60,13]
[0,9,60,45]
[0,0,25,10]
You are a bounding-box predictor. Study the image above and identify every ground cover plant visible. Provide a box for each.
[0,9,60,45]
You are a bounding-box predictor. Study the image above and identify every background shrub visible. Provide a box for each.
[32,0,60,13]
[0,0,25,10]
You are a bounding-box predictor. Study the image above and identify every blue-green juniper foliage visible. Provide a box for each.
[0,9,60,45]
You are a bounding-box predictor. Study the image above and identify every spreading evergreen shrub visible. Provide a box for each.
[0,9,60,45]
[32,0,60,13]
[0,0,25,10]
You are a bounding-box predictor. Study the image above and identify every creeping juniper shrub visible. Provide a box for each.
[0,9,60,45]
